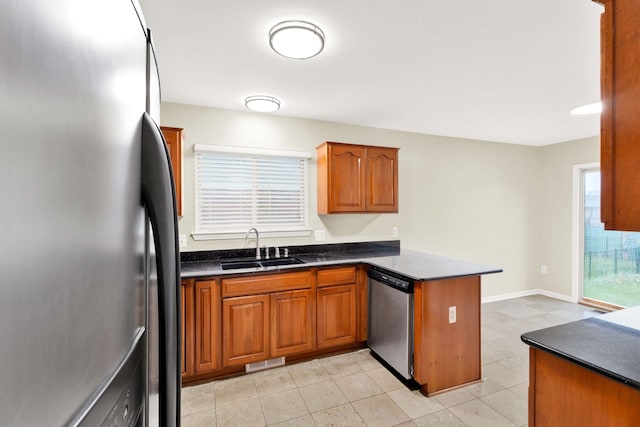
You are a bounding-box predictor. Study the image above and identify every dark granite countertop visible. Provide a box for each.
[521,306,640,390]
[180,240,502,281]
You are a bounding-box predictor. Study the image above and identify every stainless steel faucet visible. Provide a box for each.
[245,227,260,260]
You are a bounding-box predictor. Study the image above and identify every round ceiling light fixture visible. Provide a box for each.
[244,95,281,113]
[269,20,325,59]
[571,101,602,115]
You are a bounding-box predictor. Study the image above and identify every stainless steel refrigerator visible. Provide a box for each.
[1,1,180,425]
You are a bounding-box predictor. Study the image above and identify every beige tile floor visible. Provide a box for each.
[181,295,601,426]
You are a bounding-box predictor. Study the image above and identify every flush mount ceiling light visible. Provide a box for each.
[269,20,325,59]
[244,95,281,113]
[571,101,602,115]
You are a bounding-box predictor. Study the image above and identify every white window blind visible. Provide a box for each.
[194,145,310,237]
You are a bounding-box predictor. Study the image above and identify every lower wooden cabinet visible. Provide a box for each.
[194,280,220,374]
[316,284,357,348]
[181,279,220,381]
[413,275,481,395]
[316,266,359,349]
[222,289,316,367]
[183,265,366,382]
[181,281,195,379]
[528,347,640,426]
[222,294,270,367]
[270,289,315,357]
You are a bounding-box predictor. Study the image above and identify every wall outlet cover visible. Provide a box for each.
[448,306,457,324]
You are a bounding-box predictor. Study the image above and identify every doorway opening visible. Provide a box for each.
[575,164,640,309]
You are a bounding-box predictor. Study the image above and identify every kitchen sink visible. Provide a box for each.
[260,258,304,267]
[220,260,262,270]
[220,257,304,271]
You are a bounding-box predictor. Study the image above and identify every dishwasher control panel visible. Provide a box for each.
[367,267,413,292]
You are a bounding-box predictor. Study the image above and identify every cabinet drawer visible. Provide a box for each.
[317,266,357,287]
[222,270,313,297]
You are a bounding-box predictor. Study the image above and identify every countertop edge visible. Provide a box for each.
[180,250,503,281]
[521,335,640,390]
[521,318,640,391]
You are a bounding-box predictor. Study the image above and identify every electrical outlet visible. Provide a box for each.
[449,306,457,324]
[392,227,398,237]
[540,265,548,274]
[179,234,187,248]
[315,230,325,241]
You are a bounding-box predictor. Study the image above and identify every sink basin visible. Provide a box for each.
[220,260,262,270]
[259,257,304,267]
[220,257,304,271]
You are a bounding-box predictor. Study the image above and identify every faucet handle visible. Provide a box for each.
[283,247,289,258]
[263,245,270,259]
[274,246,280,258]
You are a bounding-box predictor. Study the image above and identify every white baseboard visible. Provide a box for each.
[481,289,578,304]
[535,289,579,303]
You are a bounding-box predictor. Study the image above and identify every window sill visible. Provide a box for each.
[191,229,313,241]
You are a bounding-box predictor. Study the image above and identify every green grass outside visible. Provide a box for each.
[584,273,640,307]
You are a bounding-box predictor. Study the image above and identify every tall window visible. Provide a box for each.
[581,168,640,308]
[194,145,311,238]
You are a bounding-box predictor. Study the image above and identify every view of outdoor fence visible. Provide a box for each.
[584,227,640,307]
[584,235,640,279]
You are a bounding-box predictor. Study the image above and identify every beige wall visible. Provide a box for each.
[538,136,600,298]
[161,102,598,299]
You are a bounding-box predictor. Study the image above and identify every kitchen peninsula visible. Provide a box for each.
[521,307,640,426]
[180,241,501,396]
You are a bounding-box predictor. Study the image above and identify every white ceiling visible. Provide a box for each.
[139,0,604,146]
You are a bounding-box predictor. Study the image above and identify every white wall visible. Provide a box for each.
[161,102,597,299]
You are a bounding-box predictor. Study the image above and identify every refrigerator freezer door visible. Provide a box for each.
[0,0,159,425]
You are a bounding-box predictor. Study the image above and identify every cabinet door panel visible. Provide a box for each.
[317,266,357,288]
[181,281,195,379]
[159,126,183,217]
[270,289,315,357]
[529,348,640,426]
[195,280,219,374]
[221,270,312,297]
[329,144,366,212]
[413,276,480,394]
[596,0,640,231]
[366,147,398,212]
[317,284,357,348]
[222,294,270,367]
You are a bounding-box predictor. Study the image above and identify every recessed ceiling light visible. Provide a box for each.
[244,95,281,113]
[571,101,602,115]
[269,20,325,59]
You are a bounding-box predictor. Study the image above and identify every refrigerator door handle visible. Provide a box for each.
[141,113,180,426]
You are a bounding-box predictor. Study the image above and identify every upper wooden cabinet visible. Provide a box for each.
[160,126,183,217]
[317,142,398,214]
[594,0,640,231]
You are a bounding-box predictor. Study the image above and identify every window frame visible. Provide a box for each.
[191,144,313,240]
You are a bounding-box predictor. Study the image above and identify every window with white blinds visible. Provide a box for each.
[194,145,311,238]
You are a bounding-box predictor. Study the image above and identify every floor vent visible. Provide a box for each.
[245,357,285,373]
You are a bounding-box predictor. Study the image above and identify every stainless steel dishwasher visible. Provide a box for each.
[367,267,414,380]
